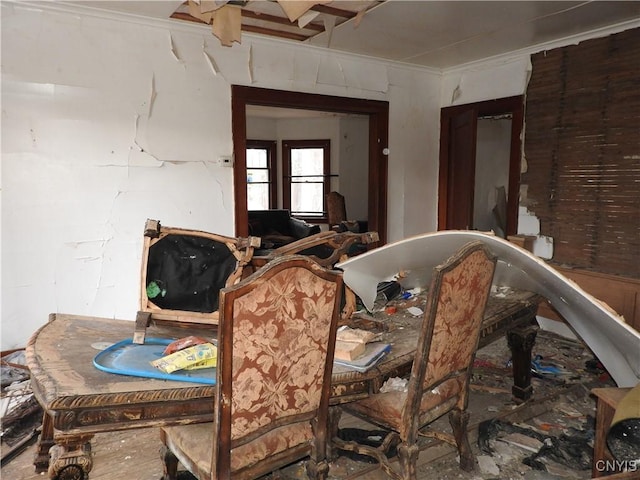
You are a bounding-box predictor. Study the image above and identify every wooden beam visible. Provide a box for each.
[242,24,312,42]
[242,9,324,32]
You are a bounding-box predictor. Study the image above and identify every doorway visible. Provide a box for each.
[232,85,390,244]
[438,96,524,237]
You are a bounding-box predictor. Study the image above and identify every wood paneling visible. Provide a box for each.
[537,266,640,333]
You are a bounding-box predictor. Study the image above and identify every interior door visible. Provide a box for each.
[438,96,524,236]
[445,108,477,230]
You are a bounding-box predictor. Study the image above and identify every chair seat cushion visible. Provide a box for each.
[344,377,463,432]
[162,420,313,474]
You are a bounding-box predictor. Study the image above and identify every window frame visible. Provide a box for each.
[282,139,331,222]
[246,139,277,210]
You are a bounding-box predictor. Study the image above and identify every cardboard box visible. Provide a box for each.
[334,340,366,361]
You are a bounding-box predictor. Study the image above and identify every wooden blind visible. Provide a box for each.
[523,28,640,279]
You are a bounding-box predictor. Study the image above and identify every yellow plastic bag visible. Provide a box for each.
[151,342,217,373]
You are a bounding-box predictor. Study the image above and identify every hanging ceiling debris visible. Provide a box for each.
[171,0,384,46]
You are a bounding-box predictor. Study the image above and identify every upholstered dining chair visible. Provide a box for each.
[159,255,343,480]
[326,191,348,232]
[248,230,379,322]
[134,218,261,344]
[333,241,497,480]
[326,191,368,233]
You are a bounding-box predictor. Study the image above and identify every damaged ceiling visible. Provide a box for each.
[171,0,382,45]
[62,1,640,69]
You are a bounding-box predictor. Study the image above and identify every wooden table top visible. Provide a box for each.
[332,289,541,396]
[26,289,540,434]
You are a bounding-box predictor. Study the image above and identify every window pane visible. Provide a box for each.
[291,183,323,215]
[291,148,323,175]
[247,184,270,210]
[247,149,267,168]
[247,169,269,182]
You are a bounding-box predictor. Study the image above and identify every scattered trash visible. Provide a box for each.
[380,377,408,393]
[375,281,402,305]
[530,355,571,377]
[477,454,501,476]
[608,417,640,463]
[1,351,30,388]
[500,432,544,453]
[478,416,594,473]
[1,351,43,466]
[492,285,514,298]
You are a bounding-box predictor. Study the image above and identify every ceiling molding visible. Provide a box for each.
[444,17,640,75]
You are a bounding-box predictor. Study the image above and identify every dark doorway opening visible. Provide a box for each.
[438,96,524,237]
[232,85,389,244]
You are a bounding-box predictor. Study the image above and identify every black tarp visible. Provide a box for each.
[146,234,236,313]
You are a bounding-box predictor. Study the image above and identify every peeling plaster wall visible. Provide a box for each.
[1,2,441,350]
[387,67,442,239]
[440,56,532,107]
[338,116,369,222]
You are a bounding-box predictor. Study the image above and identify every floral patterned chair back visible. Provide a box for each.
[159,255,343,480]
[336,241,496,480]
[417,240,498,412]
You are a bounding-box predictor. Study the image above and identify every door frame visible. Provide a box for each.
[232,85,389,244]
[438,95,524,236]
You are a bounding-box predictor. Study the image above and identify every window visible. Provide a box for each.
[282,139,330,221]
[246,140,277,210]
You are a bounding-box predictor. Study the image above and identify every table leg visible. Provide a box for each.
[48,434,94,480]
[34,412,56,473]
[506,325,538,402]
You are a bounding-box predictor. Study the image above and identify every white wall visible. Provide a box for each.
[1,2,442,349]
[338,116,369,222]
[474,117,512,234]
[389,67,444,238]
[246,117,278,142]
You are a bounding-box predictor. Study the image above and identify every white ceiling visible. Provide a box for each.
[309,1,640,69]
[66,1,640,69]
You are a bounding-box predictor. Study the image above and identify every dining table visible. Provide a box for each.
[26,288,541,480]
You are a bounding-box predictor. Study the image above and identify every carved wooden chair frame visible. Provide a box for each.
[332,241,497,480]
[134,218,261,343]
[159,255,343,480]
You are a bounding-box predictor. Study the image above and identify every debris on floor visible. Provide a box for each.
[1,350,43,466]
[478,416,594,474]
[1,329,623,480]
[262,329,618,480]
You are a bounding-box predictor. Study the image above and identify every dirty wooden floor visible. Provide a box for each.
[2,331,615,480]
